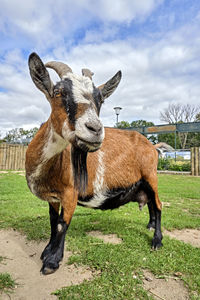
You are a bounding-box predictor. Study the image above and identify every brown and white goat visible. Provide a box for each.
[26,53,162,275]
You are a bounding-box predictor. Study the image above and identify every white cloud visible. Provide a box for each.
[0,0,200,136]
[83,0,163,23]
[0,0,163,51]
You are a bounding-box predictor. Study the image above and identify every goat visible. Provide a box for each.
[26,53,162,275]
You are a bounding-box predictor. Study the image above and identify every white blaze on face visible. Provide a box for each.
[63,73,94,104]
[78,150,107,208]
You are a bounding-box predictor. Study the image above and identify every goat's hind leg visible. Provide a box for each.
[147,201,156,230]
[144,178,163,249]
[151,200,163,249]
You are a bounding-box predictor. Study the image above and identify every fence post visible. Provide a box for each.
[191,147,200,176]
[0,144,28,170]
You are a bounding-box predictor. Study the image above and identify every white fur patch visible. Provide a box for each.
[27,126,69,196]
[63,73,94,104]
[57,224,63,232]
[43,127,68,161]
[78,150,107,208]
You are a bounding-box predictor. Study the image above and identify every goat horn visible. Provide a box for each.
[82,68,94,80]
[45,61,72,78]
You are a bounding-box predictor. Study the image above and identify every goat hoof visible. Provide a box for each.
[151,237,163,250]
[41,261,59,275]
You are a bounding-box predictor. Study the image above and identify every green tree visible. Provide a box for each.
[115,119,157,143]
[130,120,154,127]
[158,133,181,149]
[115,121,131,128]
[4,127,38,144]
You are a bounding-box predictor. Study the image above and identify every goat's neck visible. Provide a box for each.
[26,120,69,179]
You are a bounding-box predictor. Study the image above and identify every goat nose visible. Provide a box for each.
[85,122,102,135]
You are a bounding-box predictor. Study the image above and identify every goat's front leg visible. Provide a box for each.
[41,189,78,275]
[41,202,60,261]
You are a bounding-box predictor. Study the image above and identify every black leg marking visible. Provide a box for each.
[141,181,162,249]
[41,207,69,275]
[147,201,156,230]
[41,203,59,260]
[151,205,163,250]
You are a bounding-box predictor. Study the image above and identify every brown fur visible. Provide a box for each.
[26,126,162,222]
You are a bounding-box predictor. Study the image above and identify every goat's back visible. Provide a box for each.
[85,127,158,193]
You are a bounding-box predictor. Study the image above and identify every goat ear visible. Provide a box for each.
[98,71,122,99]
[28,52,53,97]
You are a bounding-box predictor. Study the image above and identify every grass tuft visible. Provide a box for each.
[0,273,15,294]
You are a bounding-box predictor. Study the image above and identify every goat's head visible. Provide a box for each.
[28,52,121,153]
[28,52,121,193]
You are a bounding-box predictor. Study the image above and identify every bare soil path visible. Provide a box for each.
[1,228,198,299]
[0,230,93,300]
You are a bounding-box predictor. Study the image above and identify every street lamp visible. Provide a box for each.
[113,107,122,127]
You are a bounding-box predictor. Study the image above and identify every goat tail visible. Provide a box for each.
[154,142,174,157]
[154,143,164,156]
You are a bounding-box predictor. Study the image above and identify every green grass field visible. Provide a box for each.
[0,172,200,299]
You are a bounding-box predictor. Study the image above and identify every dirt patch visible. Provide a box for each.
[87,231,122,244]
[143,270,189,300]
[0,230,93,300]
[162,202,171,207]
[0,171,25,176]
[164,229,200,248]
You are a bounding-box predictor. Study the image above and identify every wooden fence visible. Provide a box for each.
[0,143,200,175]
[0,144,28,170]
[191,147,200,176]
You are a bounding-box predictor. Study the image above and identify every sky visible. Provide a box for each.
[0,0,200,136]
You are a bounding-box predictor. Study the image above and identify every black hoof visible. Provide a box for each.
[151,236,163,250]
[41,261,59,275]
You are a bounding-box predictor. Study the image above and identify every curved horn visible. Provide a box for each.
[45,61,72,79]
[82,68,94,80]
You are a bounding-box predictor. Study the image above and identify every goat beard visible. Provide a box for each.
[71,145,88,195]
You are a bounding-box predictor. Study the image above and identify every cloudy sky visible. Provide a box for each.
[0,0,200,136]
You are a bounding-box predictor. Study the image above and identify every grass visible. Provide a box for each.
[0,273,15,294]
[0,172,200,299]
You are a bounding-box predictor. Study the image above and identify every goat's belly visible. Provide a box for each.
[78,184,140,210]
[78,192,107,209]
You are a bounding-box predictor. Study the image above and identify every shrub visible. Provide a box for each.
[158,158,190,172]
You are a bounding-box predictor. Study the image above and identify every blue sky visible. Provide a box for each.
[0,0,200,135]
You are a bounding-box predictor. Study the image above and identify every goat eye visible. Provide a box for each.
[54,90,61,98]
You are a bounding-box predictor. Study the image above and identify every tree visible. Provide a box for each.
[130,120,154,128]
[115,119,156,143]
[4,127,38,144]
[116,121,131,128]
[160,103,200,149]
